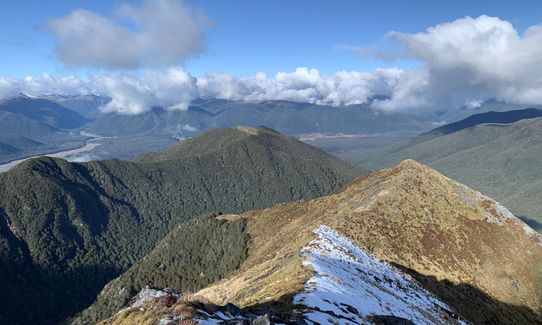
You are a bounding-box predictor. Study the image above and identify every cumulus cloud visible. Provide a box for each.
[47,0,209,69]
[92,68,198,114]
[88,67,403,114]
[372,15,542,111]
[197,67,403,106]
[0,74,92,100]
[3,15,542,114]
[0,78,19,100]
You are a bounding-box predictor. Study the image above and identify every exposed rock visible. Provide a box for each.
[131,287,181,308]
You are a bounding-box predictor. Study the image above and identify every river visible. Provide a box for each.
[0,132,106,172]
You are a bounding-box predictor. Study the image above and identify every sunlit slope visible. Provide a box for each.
[100,160,542,324]
[359,117,542,226]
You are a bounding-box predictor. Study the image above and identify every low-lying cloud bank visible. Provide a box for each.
[0,68,405,114]
[2,15,542,114]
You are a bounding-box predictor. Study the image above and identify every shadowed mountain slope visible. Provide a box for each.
[0,127,362,324]
[0,97,90,163]
[425,108,542,136]
[0,96,89,130]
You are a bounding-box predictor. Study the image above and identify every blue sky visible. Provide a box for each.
[2,0,542,114]
[2,0,542,78]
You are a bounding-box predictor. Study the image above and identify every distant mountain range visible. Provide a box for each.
[88,98,439,136]
[0,96,89,163]
[43,94,110,119]
[89,160,542,324]
[0,127,362,324]
[1,94,532,165]
[354,108,542,229]
[1,96,89,129]
[82,98,445,161]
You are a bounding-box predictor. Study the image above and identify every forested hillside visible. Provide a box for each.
[0,126,362,324]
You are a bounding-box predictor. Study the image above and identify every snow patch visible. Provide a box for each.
[295,225,465,324]
[475,191,514,227]
[482,196,542,242]
[495,202,516,221]
[194,310,272,325]
[131,287,181,308]
[520,223,542,246]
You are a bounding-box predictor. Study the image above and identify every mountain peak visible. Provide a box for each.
[348,159,538,231]
[234,125,260,135]
[134,126,364,177]
[208,161,542,322]
[99,160,542,324]
[391,158,432,174]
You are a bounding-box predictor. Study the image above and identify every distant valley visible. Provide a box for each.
[354,108,542,230]
[0,94,527,167]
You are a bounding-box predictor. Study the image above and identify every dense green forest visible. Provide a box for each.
[0,126,362,324]
[72,214,249,324]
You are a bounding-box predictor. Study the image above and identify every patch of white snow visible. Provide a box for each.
[294,225,466,324]
[131,287,180,308]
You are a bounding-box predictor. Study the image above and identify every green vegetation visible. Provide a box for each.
[0,97,88,163]
[73,214,249,324]
[0,97,88,130]
[424,107,542,136]
[0,126,362,324]
[88,99,438,138]
[101,159,542,325]
[356,117,542,225]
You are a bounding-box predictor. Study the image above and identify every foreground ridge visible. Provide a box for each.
[96,159,542,324]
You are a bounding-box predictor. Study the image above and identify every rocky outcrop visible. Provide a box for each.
[131,287,181,309]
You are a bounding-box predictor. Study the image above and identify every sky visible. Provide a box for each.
[1,0,542,114]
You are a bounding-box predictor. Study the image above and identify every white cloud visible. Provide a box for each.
[21,74,91,96]
[2,15,542,114]
[0,78,19,100]
[0,74,92,100]
[372,15,542,111]
[197,67,402,107]
[47,0,209,69]
[92,68,198,114]
[181,124,198,132]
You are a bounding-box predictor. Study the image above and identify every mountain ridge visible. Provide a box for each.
[0,97,89,164]
[0,127,363,324]
[0,96,89,129]
[93,159,542,324]
[356,116,542,227]
[425,107,542,136]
